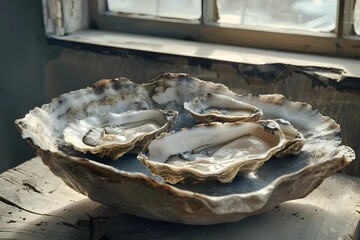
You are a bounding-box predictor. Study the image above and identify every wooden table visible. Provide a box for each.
[0,157,359,240]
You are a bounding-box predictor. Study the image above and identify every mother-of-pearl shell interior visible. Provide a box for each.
[63,110,177,159]
[183,92,263,123]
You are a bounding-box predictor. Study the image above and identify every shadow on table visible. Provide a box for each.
[16,199,333,240]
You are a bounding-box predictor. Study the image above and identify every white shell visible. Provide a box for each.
[15,73,355,225]
[274,119,306,158]
[184,93,263,123]
[139,120,287,184]
[63,110,177,160]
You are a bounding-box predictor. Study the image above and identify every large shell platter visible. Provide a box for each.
[15,73,355,225]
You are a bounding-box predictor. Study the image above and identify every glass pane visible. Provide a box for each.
[355,0,360,35]
[107,0,201,20]
[108,0,157,16]
[217,0,338,33]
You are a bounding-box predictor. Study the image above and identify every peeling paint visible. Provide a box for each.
[43,0,87,36]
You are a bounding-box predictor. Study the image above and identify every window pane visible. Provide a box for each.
[108,0,157,16]
[217,0,338,33]
[107,0,201,20]
[355,0,360,35]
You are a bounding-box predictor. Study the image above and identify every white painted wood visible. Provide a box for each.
[61,0,88,34]
[42,0,88,36]
[0,157,359,240]
[42,0,64,36]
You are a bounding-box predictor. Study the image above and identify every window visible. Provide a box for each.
[107,0,201,20]
[216,0,338,33]
[47,0,360,58]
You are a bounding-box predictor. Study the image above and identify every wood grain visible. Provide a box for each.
[0,157,359,240]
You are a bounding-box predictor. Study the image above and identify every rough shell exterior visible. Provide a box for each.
[15,73,355,225]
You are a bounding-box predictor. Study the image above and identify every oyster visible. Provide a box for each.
[63,110,177,160]
[139,120,287,184]
[274,119,306,158]
[183,93,263,123]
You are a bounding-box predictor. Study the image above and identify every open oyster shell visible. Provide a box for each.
[139,120,287,184]
[15,73,355,225]
[183,93,304,159]
[184,93,263,123]
[274,119,306,158]
[63,110,177,160]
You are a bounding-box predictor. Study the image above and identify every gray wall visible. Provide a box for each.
[1,1,359,177]
[0,0,61,172]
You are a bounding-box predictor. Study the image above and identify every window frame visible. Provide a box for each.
[88,0,360,58]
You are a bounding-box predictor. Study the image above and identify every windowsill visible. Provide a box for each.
[49,29,360,78]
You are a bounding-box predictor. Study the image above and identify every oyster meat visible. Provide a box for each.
[63,109,177,159]
[139,120,287,184]
[184,93,263,123]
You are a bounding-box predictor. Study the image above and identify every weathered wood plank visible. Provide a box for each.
[0,157,359,240]
[42,0,88,36]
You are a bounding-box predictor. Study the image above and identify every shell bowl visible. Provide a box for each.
[15,73,355,225]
